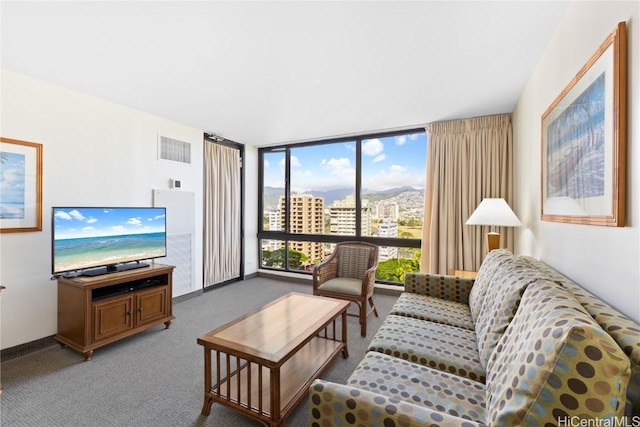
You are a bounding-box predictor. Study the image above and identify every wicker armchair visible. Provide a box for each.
[313,241,379,337]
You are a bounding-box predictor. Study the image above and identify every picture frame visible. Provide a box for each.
[541,21,626,226]
[0,137,43,232]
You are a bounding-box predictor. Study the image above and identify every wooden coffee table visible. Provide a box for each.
[197,292,349,426]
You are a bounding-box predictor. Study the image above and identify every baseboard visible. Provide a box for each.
[1,335,58,362]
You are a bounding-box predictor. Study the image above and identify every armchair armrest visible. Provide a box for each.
[309,380,486,427]
[313,257,338,290]
[404,272,475,304]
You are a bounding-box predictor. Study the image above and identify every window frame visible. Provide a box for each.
[258,128,425,281]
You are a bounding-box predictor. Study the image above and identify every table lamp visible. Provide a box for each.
[466,198,521,252]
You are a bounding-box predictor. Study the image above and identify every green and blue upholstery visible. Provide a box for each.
[368,314,486,383]
[522,256,640,418]
[310,251,640,425]
[485,280,630,425]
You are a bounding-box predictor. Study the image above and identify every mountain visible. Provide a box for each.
[262,186,424,209]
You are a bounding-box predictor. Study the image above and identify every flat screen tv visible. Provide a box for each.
[52,207,167,277]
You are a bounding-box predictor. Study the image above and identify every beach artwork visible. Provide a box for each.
[0,151,26,219]
[541,22,625,227]
[545,72,605,200]
[0,137,42,232]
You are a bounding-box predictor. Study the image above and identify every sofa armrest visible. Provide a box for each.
[404,272,475,304]
[309,379,486,427]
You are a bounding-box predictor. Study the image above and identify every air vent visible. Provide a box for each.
[159,136,191,164]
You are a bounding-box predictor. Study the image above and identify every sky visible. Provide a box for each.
[0,151,25,204]
[53,207,166,240]
[263,131,427,193]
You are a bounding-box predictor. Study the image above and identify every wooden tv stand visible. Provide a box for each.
[55,263,175,361]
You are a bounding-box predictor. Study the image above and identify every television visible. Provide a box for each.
[52,207,167,277]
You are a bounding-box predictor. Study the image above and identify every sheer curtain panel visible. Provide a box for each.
[421,114,513,274]
[203,141,241,287]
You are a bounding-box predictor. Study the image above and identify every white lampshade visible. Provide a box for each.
[466,198,522,229]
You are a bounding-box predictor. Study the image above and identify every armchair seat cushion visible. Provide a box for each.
[317,277,362,296]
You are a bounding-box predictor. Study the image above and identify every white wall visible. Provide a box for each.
[0,70,205,349]
[243,145,259,276]
[513,1,640,322]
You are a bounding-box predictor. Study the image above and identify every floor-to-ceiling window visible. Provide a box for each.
[258,128,426,285]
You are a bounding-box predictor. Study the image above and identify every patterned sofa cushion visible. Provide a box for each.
[521,256,640,417]
[468,249,513,322]
[474,256,551,369]
[404,272,475,304]
[390,292,475,330]
[368,314,485,383]
[485,280,631,425]
[347,351,486,422]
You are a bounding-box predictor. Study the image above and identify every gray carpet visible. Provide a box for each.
[1,276,399,426]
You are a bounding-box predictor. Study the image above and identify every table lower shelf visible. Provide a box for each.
[209,336,345,421]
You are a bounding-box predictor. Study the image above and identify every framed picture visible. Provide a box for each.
[0,137,43,232]
[541,22,626,226]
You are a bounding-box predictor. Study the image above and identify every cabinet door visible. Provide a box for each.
[93,295,134,341]
[135,287,169,326]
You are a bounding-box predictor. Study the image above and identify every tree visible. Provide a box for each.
[375,250,421,283]
[262,248,309,269]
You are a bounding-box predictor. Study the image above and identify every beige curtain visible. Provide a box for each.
[203,141,241,286]
[421,114,513,273]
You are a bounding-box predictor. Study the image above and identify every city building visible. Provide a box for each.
[329,195,372,236]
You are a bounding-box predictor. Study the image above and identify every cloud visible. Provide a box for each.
[320,157,355,177]
[389,164,408,173]
[364,164,424,191]
[293,169,313,178]
[362,138,384,156]
[86,218,98,224]
[126,217,142,226]
[372,154,386,163]
[82,226,95,232]
[395,135,406,146]
[55,211,73,220]
[110,225,126,232]
[69,210,86,221]
[290,156,301,168]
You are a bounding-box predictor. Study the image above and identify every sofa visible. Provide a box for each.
[309,250,640,426]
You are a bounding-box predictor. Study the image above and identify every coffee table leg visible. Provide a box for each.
[341,310,349,358]
[270,367,281,426]
[201,348,214,416]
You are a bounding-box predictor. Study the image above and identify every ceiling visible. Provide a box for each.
[1,1,568,147]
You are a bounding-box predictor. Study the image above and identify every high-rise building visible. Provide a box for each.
[329,195,372,236]
[373,201,400,221]
[278,194,325,263]
[378,218,399,260]
[267,208,281,231]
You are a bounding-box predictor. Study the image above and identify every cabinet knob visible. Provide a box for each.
[138,307,143,312]
[126,311,132,316]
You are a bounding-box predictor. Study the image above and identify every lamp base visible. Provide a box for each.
[486,232,500,252]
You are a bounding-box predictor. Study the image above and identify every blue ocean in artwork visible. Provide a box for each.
[54,232,166,273]
[0,202,25,219]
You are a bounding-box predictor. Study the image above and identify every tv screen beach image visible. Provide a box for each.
[52,207,166,274]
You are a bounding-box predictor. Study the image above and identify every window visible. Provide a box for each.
[259,129,426,284]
